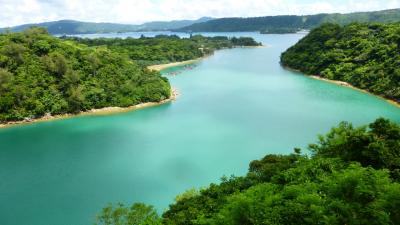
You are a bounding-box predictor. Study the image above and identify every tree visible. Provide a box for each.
[281,23,400,102]
[309,118,400,178]
[2,42,26,64]
[95,203,161,225]
[0,68,12,93]
[50,52,68,77]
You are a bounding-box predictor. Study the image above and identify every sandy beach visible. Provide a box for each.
[0,88,179,129]
[147,59,203,71]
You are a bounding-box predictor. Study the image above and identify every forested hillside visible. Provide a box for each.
[1,20,141,35]
[0,18,213,35]
[177,8,400,32]
[65,35,261,66]
[281,22,400,103]
[95,118,400,225]
[0,28,260,123]
[0,28,171,122]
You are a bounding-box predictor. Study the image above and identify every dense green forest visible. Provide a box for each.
[63,35,261,66]
[0,28,171,122]
[0,29,259,122]
[177,8,400,32]
[281,22,400,103]
[95,118,400,225]
[0,18,213,35]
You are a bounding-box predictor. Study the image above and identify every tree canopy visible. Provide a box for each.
[281,22,400,103]
[0,27,170,122]
[97,118,400,225]
[64,35,261,66]
[177,9,400,33]
[0,28,260,123]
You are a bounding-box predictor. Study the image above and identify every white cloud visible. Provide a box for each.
[0,0,399,27]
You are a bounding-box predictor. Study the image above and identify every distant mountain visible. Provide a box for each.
[0,20,139,34]
[176,8,400,33]
[137,17,213,31]
[0,17,213,35]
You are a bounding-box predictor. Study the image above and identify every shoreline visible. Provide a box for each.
[0,89,179,129]
[283,66,400,108]
[0,45,260,129]
[310,75,400,108]
[147,45,264,71]
[147,58,204,71]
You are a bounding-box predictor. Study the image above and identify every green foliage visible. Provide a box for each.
[0,18,214,35]
[281,22,400,102]
[0,28,259,122]
[174,188,200,204]
[64,35,261,66]
[310,118,400,179]
[0,28,171,122]
[215,163,398,225]
[178,9,400,32]
[95,203,162,225]
[97,118,400,225]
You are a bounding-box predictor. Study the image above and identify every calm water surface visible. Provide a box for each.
[1,33,399,225]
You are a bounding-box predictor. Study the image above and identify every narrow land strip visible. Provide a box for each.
[0,89,179,129]
[147,59,202,71]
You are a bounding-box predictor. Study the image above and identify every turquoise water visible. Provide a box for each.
[0,33,399,225]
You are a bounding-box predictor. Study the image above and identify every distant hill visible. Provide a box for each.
[177,8,400,32]
[3,8,399,34]
[0,20,140,34]
[136,17,213,31]
[0,17,213,35]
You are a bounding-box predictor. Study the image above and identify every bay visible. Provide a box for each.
[0,32,399,225]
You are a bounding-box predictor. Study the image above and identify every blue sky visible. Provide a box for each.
[1,0,399,27]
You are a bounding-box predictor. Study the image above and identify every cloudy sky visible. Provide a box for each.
[1,0,400,27]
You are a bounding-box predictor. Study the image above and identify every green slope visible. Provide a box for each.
[0,18,214,35]
[0,28,260,122]
[177,8,400,32]
[0,27,170,122]
[281,22,400,103]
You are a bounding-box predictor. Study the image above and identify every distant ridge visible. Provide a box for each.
[176,8,400,33]
[0,17,213,35]
[2,8,399,35]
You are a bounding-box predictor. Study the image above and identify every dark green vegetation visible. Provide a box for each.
[0,28,260,122]
[96,203,162,225]
[97,118,400,225]
[3,8,399,35]
[177,8,400,32]
[64,35,261,66]
[0,18,213,35]
[281,22,400,103]
[0,28,170,122]
[1,20,140,35]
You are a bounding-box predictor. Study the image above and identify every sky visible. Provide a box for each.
[1,0,400,27]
